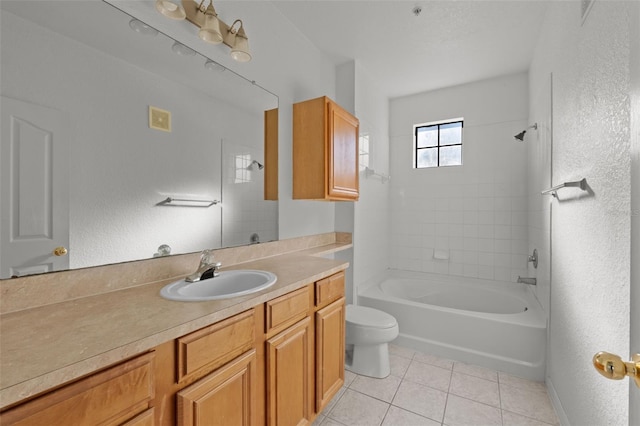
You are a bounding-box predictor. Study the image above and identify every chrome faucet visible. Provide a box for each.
[517,276,537,286]
[185,249,222,283]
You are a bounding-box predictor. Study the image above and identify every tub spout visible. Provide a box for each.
[517,276,537,286]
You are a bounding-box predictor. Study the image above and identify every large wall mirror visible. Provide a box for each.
[0,1,278,279]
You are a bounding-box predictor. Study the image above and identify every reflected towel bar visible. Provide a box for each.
[541,178,587,198]
[157,197,219,207]
[364,167,391,183]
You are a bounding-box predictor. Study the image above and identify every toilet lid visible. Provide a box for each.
[346,305,397,329]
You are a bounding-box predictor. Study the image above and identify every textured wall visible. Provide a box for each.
[529,1,632,424]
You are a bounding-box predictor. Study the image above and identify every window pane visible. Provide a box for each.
[417,126,438,148]
[440,145,462,166]
[440,122,462,146]
[417,148,438,168]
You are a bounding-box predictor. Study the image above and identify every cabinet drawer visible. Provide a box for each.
[265,286,311,336]
[1,352,154,426]
[177,309,255,383]
[315,272,345,307]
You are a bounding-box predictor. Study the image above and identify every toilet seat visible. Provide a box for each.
[347,305,397,329]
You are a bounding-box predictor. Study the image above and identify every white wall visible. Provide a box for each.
[353,63,391,297]
[389,73,529,282]
[334,61,391,303]
[529,1,633,424]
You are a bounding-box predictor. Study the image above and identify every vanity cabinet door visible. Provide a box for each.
[315,297,346,413]
[177,350,257,426]
[266,317,313,426]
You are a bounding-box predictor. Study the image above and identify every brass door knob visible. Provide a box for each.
[593,352,640,388]
[53,246,68,257]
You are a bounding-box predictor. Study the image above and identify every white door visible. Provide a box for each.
[0,96,69,278]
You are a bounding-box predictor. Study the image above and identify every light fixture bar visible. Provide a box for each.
[182,0,248,53]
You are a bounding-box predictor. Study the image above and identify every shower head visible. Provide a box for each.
[514,130,527,141]
[514,123,538,141]
[250,160,264,170]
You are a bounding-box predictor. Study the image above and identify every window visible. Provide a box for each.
[359,132,370,172]
[414,119,463,168]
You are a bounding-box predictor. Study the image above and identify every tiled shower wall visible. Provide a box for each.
[389,73,530,282]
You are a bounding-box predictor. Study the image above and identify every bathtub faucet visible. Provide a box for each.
[517,276,537,286]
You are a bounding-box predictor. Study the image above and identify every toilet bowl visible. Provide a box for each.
[345,304,399,378]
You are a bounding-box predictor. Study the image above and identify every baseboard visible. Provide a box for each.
[546,376,570,426]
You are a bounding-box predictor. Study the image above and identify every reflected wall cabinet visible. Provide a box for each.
[293,97,359,201]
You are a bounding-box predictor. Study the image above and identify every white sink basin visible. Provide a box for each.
[160,270,277,302]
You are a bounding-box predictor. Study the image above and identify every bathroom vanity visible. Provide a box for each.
[0,234,350,425]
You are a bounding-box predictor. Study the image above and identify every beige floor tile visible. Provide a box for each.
[389,343,416,359]
[500,383,559,425]
[382,406,441,426]
[453,361,498,382]
[312,414,325,425]
[389,353,411,377]
[321,418,348,426]
[404,359,452,392]
[392,379,447,422]
[498,372,547,393]
[322,385,347,415]
[329,389,390,426]
[502,410,557,426]
[350,374,402,403]
[449,372,500,407]
[413,351,455,370]
[344,369,358,386]
[443,394,502,426]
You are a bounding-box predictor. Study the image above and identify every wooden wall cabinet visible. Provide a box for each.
[264,108,278,201]
[293,96,359,201]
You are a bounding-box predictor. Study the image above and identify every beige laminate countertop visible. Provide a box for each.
[0,251,349,409]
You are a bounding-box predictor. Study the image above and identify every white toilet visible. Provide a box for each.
[345,304,399,378]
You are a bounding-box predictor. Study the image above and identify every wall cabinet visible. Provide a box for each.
[293,96,359,201]
[1,271,346,426]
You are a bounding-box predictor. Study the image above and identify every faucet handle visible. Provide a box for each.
[199,249,215,266]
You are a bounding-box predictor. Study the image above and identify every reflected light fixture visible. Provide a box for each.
[129,19,159,36]
[204,59,226,72]
[171,41,196,56]
[157,0,252,62]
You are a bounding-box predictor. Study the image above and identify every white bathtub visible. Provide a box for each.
[358,270,547,381]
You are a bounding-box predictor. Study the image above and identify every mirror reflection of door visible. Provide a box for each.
[0,96,69,278]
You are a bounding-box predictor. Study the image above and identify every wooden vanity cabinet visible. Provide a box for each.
[1,270,347,426]
[293,96,359,201]
[0,352,155,426]
[153,308,264,426]
[265,285,314,426]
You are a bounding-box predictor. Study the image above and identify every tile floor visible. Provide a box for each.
[314,344,559,426]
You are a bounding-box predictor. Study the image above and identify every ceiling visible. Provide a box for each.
[271,1,550,99]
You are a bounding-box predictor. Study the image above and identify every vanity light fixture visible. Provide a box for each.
[156,0,252,62]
